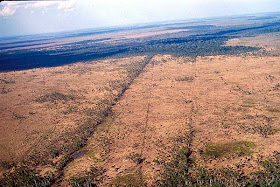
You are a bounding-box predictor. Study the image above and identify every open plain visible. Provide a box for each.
[61,54,280,186]
[1,13,280,186]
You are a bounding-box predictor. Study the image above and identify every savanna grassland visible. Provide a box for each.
[1,13,280,186]
[63,54,280,186]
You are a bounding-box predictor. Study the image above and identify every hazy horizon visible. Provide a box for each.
[1,0,280,37]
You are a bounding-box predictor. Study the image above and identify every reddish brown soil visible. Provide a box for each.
[0,56,146,167]
[62,54,280,185]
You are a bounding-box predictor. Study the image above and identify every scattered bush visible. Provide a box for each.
[159,145,280,186]
[35,92,75,103]
[253,125,279,138]
[176,76,194,82]
[69,167,103,187]
[12,113,26,120]
[63,105,79,115]
[267,108,280,113]
[0,161,14,169]
[126,152,145,164]
[112,171,146,187]
[0,166,54,187]
[0,79,15,84]
[273,83,280,90]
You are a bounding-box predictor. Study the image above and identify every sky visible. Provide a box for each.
[0,0,280,37]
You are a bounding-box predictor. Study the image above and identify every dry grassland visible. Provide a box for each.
[0,55,149,174]
[62,54,280,186]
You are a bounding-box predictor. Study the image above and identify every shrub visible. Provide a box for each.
[35,92,75,103]
[112,171,146,187]
[0,166,54,187]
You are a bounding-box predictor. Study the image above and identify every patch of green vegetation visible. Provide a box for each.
[35,92,76,103]
[159,145,193,186]
[176,76,194,82]
[0,166,54,187]
[159,144,280,186]
[0,161,14,170]
[204,141,256,159]
[180,167,248,186]
[87,150,104,164]
[112,171,146,187]
[87,149,96,160]
[253,156,280,186]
